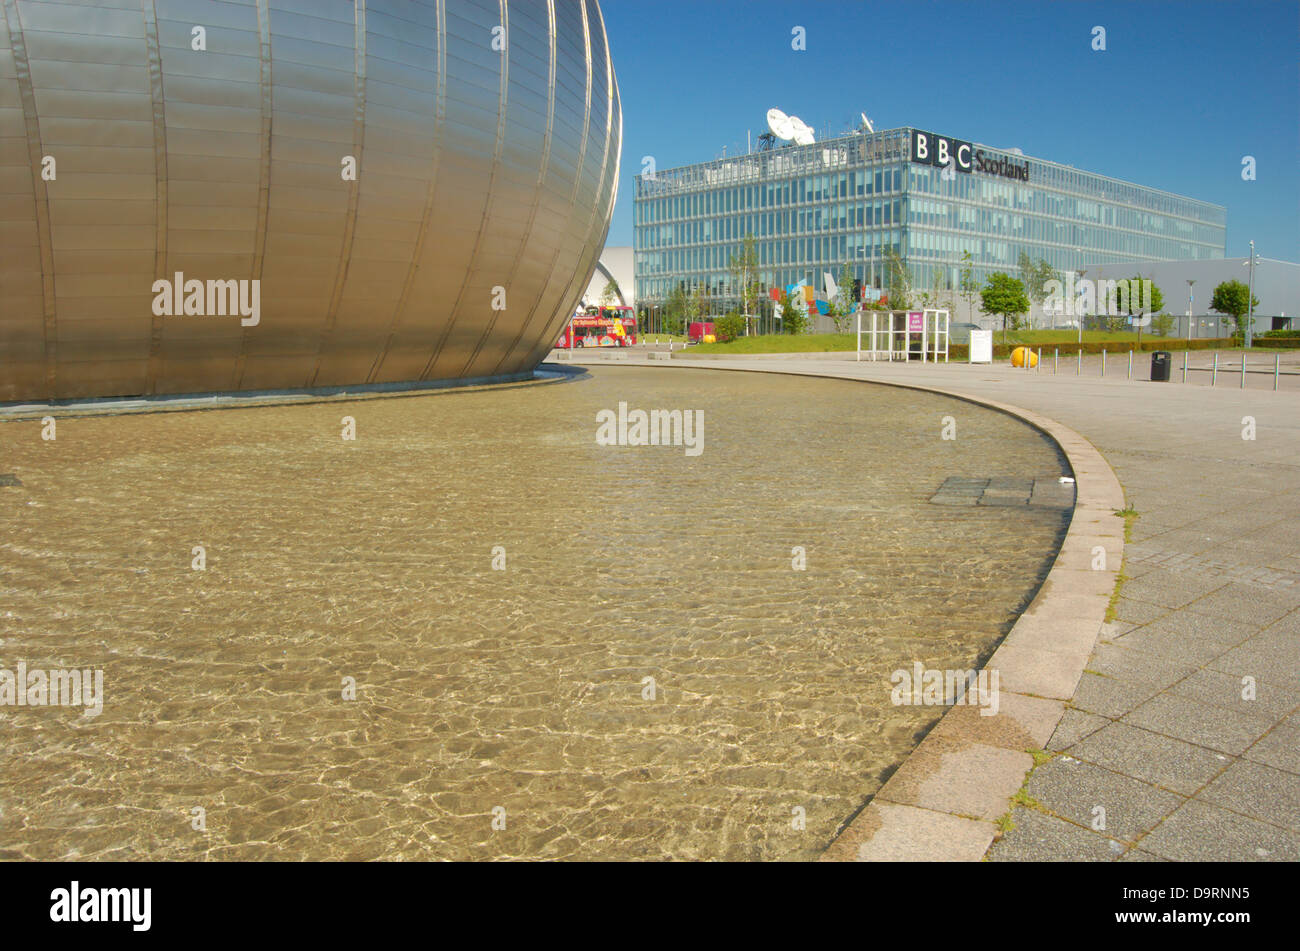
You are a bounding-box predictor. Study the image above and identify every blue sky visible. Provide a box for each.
[599,0,1298,262]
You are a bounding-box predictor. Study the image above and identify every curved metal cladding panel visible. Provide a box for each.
[0,0,620,402]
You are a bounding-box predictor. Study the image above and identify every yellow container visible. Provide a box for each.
[702,334,716,344]
[1011,346,1039,368]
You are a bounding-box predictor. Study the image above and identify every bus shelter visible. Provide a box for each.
[856,309,950,363]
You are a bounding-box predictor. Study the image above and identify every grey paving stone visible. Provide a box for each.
[986,807,1122,862]
[1112,597,1168,625]
[1121,610,1260,646]
[1117,848,1171,861]
[1139,800,1300,862]
[1243,723,1300,775]
[1168,667,1300,722]
[1025,757,1185,841]
[1070,673,1162,720]
[1117,571,1229,610]
[1113,627,1245,667]
[1068,722,1228,795]
[1099,619,1141,638]
[1048,707,1111,751]
[1086,642,1198,690]
[1210,631,1300,687]
[1198,759,1300,832]
[1267,610,1300,636]
[1122,693,1275,755]
[1183,586,1299,626]
[979,495,1029,507]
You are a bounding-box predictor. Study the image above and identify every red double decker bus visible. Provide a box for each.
[556,305,637,348]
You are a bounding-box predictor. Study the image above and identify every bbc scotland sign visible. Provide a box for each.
[910,129,1030,183]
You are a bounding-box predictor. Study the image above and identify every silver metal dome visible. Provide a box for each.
[0,0,621,401]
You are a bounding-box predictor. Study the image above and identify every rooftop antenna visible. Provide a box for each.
[860,112,874,133]
[787,114,815,145]
[766,107,795,140]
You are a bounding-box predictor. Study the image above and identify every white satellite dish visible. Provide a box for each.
[788,115,815,145]
[860,112,874,133]
[766,108,795,140]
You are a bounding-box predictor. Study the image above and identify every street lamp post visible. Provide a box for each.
[1186,280,1195,341]
[1244,241,1259,348]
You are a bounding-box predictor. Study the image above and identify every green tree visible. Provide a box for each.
[1210,279,1260,339]
[662,285,686,336]
[599,279,622,307]
[979,272,1030,343]
[714,312,746,343]
[1103,275,1164,345]
[958,249,979,323]
[728,233,760,332]
[825,261,857,333]
[1017,253,1059,328]
[778,287,807,335]
[884,248,911,311]
[1151,313,1175,337]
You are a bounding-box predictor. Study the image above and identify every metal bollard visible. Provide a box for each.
[1037,347,1042,372]
[1102,349,1106,376]
[1077,349,1082,375]
[1182,351,1188,383]
[1275,353,1281,391]
[1211,352,1218,386]
[1054,348,1059,374]
[1127,350,1133,380]
[1241,353,1247,389]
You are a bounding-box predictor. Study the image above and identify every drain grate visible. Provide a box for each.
[930,476,1073,509]
[0,474,23,487]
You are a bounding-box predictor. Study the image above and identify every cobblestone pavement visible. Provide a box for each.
[623,354,1300,861]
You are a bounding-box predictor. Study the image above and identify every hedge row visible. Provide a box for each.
[946,338,1249,359]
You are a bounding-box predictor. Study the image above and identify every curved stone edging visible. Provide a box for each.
[561,356,1125,861]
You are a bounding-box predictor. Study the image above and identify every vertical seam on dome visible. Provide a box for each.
[310,0,367,386]
[367,0,446,384]
[495,0,591,375]
[419,0,510,381]
[524,0,614,369]
[234,0,273,390]
[468,0,556,377]
[142,0,168,394]
[3,0,57,397]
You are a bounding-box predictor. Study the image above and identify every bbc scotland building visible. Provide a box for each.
[632,126,1226,312]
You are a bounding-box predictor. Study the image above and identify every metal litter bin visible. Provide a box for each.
[1150,351,1171,382]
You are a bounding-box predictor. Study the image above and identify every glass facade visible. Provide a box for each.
[632,127,1226,308]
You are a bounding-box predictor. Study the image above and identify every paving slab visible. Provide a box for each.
[1024,757,1186,842]
[821,801,995,862]
[1242,723,1300,775]
[1138,800,1300,862]
[1197,759,1300,832]
[1167,667,1300,722]
[1067,722,1229,795]
[985,808,1122,862]
[1069,673,1163,720]
[1121,693,1275,755]
[1047,708,1111,751]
